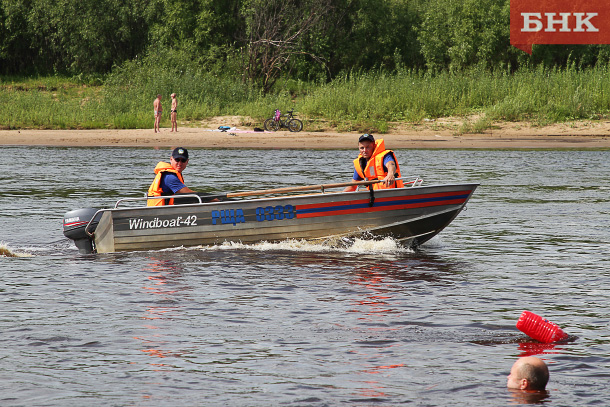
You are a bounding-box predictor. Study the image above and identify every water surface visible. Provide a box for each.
[1,147,609,406]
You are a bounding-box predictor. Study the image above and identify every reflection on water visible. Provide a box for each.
[507,388,550,405]
[517,340,575,357]
[137,258,191,365]
[347,263,409,400]
[0,148,609,406]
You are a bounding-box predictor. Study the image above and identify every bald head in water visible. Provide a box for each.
[507,357,549,391]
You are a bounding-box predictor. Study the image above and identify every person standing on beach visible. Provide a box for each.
[170,93,178,132]
[153,94,162,133]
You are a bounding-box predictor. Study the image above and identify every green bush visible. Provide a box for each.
[3,63,610,130]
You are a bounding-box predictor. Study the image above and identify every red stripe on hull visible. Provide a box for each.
[297,198,467,219]
[297,190,473,211]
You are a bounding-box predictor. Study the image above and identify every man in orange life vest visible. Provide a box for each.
[147,147,196,206]
[344,134,403,192]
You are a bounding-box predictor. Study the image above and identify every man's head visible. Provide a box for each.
[170,147,189,172]
[157,94,162,99]
[171,93,176,98]
[507,357,549,391]
[358,134,376,159]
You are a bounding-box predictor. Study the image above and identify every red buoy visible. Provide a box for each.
[516,311,568,343]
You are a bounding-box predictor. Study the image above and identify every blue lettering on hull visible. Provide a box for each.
[255,205,296,222]
[211,209,246,226]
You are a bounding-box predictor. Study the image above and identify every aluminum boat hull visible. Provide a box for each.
[87,183,478,253]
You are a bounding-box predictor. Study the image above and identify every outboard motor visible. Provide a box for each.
[63,208,100,254]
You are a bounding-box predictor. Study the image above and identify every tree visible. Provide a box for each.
[240,0,334,92]
[0,0,39,74]
[418,0,519,71]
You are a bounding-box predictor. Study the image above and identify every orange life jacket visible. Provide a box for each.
[353,139,404,190]
[147,162,186,206]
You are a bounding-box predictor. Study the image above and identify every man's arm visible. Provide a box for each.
[162,173,193,194]
[383,160,397,187]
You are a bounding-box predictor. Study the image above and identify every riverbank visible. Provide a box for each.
[1,117,610,149]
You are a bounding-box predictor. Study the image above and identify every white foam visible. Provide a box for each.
[0,242,34,257]
[344,236,406,253]
[185,236,414,255]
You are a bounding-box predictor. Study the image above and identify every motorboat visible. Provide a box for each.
[63,177,478,254]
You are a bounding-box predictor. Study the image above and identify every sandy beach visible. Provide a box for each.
[2,117,610,149]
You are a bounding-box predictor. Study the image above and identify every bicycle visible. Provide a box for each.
[264,109,303,132]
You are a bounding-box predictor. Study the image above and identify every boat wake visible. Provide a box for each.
[0,242,34,258]
[2,237,422,257]
[166,236,417,255]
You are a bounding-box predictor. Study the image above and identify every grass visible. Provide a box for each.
[2,64,610,131]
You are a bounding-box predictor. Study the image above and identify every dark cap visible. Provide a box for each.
[358,133,375,143]
[172,147,189,160]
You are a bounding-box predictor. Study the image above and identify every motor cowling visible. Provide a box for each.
[63,208,100,254]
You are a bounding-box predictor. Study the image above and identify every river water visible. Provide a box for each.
[1,146,609,406]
